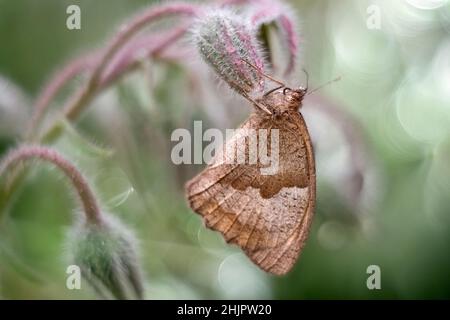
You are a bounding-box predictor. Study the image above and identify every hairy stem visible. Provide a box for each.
[100,23,191,87]
[26,53,97,140]
[0,145,102,224]
[39,24,191,144]
[63,2,198,122]
[310,94,369,207]
[2,3,198,214]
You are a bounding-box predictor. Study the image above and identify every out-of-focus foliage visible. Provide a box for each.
[0,0,449,299]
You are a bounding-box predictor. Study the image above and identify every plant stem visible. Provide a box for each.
[63,2,198,122]
[99,23,191,87]
[0,145,102,224]
[1,3,198,214]
[26,53,97,140]
[309,94,369,207]
[39,24,192,144]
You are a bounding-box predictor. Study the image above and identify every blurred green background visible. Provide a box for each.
[0,0,449,299]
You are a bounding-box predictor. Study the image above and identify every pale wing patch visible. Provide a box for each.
[185,111,315,275]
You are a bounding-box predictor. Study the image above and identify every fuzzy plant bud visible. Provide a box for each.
[66,214,144,300]
[193,9,266,96]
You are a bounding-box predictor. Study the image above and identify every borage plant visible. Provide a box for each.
[0,0,370,299]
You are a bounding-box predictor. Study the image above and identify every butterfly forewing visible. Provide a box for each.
[186,111,315,275]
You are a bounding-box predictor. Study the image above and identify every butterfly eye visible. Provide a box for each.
[283,87,292,95]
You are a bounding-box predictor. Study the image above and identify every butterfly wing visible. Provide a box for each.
[185,111,315,275]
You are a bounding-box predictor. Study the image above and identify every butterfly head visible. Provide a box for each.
[258,85,307,118]
[284,86,307,109]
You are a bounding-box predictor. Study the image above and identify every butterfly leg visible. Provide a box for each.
[242,93,272,115]
[263,85,284,97]
[241,59,286,86]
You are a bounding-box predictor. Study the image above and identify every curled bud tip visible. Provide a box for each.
[249,0,299,75]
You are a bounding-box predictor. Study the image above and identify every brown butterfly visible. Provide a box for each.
[185,66,316,275]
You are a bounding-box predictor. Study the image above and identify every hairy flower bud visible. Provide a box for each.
[67,214,144,300]
[193,9,266,96]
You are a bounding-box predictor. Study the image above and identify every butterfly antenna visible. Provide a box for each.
[241,59,285,86]
[302,69,309,91]
[306,76,341,96]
